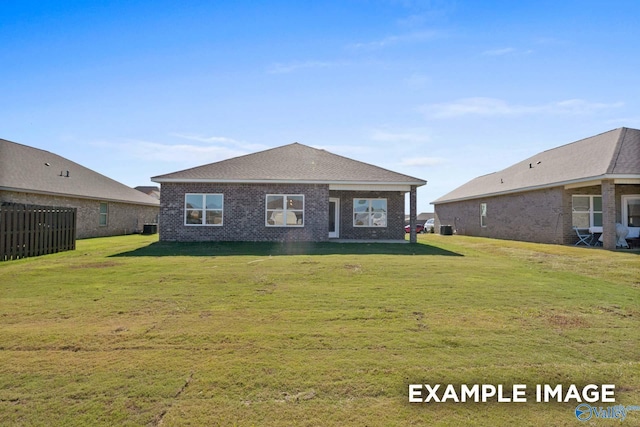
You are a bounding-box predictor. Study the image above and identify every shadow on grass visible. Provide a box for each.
[110,241,463,257]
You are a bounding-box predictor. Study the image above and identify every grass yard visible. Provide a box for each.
[0,234,638,426]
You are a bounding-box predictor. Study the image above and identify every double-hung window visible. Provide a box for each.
[480,203,487,227]
[99,202,108,226]
[266,195,304,226]
[572,195,602,228]
[353,198,387,227]
[624,196,640,228]
[185,194,223,226]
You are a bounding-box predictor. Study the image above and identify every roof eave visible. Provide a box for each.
[431,173,640,205]
[0,186,160,207]
[151,177,427,186]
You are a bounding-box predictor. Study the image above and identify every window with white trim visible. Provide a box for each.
[266,195,304,227]
[185,194,223,226]
[625,196,640,228]
[480,203,487,227]
[353,198,387,227]
[99,202,108,226]
[572,195,602,228]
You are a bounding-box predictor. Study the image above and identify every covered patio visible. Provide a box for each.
[569,179,640,250]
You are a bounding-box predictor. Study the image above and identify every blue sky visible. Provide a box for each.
[1,0,639,213]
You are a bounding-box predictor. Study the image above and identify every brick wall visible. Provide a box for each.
[561,185,601,245]
[561,184,640,244]
[435,184,640,246]
[159,183,330,242]
[158,184,407,242]
[435,187,565,244]
[330,190,406,240]
[0,190,158,239]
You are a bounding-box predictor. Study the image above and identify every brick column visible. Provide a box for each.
[601,180,616,250]
[409,185,417,244]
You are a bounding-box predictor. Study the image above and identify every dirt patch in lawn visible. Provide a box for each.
[70,261,122,269]
[544,313,589,329]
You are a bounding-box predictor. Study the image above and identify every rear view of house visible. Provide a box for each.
[0,138,159,239]
[432,128,640,250]
[152,143,426,243]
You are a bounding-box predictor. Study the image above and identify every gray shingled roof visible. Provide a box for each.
[433,127,640,204]
[0,138,159,206]
[152,142,426,185]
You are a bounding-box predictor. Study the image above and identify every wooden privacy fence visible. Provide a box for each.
[0,203,76,261]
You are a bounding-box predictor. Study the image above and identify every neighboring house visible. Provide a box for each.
[0,138,159,239]
[135,186,161,199]
[405,212,435,225]
[432,128,640,250]
[151,143,426,243]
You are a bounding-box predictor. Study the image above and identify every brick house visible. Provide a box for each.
[152,143,426,243]
[432,128,640,250]
[0,138,159,238]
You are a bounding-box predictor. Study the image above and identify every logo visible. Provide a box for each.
[575,404,592,421]
[575,404,640,422]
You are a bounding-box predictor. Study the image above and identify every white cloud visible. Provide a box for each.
[400,156,446,167]
[552,99,625,115]
[422,97,624,119]
[482,47,517,56]
[405,72,431,88]
[91,139,249,166]
[422,97,515,118]
[169,133,240,144]
[348,30,441,50]
[604,116,640,127]
[170,133,268,152]
[371,129,430,143]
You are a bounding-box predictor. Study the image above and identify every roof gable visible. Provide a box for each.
[152,142,426,185]
[609,127,640,174]
[433,128,640,204]
[0,139,159,206]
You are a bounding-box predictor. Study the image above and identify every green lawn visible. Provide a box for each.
[0,234,638,426]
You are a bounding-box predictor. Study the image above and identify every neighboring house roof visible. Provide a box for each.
[433,127,640,204]
[405,212,435,223]
[152,142,426,186]
[0,138,159,206]
[135,186,161,199]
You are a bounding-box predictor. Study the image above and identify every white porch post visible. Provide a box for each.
[601,179,616,250]
[410,185,417,244]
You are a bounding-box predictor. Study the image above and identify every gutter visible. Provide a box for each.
[151,178,427,186]
[0,186,160,207]
[431,174,640,205]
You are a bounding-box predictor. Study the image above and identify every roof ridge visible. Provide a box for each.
[308,143,426,183]
[152,141,426,184]
[607,127,627,174]
[431,127,637,205]
[151,142,302,179]
[1,138,159,206]
[535,127,625,155]
[0,137,58,157]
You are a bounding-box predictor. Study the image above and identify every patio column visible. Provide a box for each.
[601,179,616,250]
[410,185,417,244]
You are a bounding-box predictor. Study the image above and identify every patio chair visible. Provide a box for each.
[573,227,592,246]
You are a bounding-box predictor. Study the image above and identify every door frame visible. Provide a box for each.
[329,197,340,238]
[622,194,640,238]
